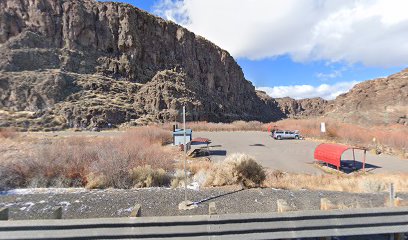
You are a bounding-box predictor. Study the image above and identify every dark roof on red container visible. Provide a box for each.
[314,143,351,168]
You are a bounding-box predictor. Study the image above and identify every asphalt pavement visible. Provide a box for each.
[193,131,408,174]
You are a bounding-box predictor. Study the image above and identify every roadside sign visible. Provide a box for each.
[320,122,326,133]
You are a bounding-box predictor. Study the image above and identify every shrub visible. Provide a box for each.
[122,126,172,145]
[358,179,387,193]
[171,169,187,189]
[234,156,266,187]
[0,162,26,190]
[0,126,176,190]
[131,165,171,188]
[205,153,266,187]
[85,172,107,189]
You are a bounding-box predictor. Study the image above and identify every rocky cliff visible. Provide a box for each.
[325,69,408,126]
[0,0,281,130]
[275,97,329,118]
[272,68,408,126]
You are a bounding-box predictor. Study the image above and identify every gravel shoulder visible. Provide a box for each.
[0,187,402,220]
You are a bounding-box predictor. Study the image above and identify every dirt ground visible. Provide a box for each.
[192,131,408,174]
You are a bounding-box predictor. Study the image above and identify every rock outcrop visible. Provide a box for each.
[272,68,408,126]
[0,0,281,130]
[275,97,329,118]
[325,69,408,126]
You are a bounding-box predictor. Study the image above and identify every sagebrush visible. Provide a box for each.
[0,126,174,190]
[204,153,266,188]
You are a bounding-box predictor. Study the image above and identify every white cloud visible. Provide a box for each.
[315,66,348,80]
[154,0,408,67]
[257,81,359,100]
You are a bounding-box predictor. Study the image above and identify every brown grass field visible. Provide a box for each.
[1,119,407,193]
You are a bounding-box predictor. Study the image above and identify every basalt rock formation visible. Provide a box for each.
[272,68,408,126]
[0,0,282,130]
[275,97,328,118]
[325,69,408,126]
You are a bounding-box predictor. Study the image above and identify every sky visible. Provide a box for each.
[99,0,407,100]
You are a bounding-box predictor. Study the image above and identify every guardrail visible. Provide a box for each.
[1,207,407,240]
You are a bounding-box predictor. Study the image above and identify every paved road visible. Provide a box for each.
[194,131,408,174]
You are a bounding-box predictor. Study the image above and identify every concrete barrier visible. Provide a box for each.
[277,199,293,213]
[320,198,336,211]
[0,208,8,221]
[52,206,62,219]
[0,207,407,240]
[129,204,141,217]
[209,202,217,215]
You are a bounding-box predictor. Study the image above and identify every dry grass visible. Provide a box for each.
[130,165,171,188]
[0,127,18,139]
[0,126,175,190]
[162,121,266,132]
[269,119,408,157]
[204,153,266,188]
[264,170,408,193]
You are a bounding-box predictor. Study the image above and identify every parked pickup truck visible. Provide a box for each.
[273,130,300,140]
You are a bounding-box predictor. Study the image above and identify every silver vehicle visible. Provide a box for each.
[273,130,300,140]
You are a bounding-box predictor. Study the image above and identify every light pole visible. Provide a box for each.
[183,105,187,202]
[178,105,196,210]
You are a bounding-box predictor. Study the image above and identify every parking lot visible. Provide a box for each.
[194,131,408,174]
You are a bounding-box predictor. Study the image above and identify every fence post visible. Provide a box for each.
[277,199,293,213]
[389,183,395,207]
[209,202,217,215]
[0,208,9,220]
[320,198,335,211]
[130,204,141,217]
[319,198,333,240]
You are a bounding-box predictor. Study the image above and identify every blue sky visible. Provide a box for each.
[99,0,407,99]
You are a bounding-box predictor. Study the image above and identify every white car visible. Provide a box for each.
[273,130,300,140]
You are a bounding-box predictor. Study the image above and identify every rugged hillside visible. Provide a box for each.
[0,0,281,130]
[325,69,408,126]
[272,69,408,126]
[275,97,329,118]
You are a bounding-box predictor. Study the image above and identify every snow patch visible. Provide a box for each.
[0,188,88,196]
[187,182,200,191]
[19,202,35,211]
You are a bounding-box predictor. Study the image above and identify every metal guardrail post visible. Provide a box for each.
[389,183,395,207]
[0,208,9,220]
